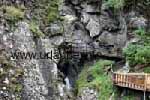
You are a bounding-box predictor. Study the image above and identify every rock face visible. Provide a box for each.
[12,22,48,100]
[0,0,149,100]
[77,87,98,100]
[62,0,127,58]
[0,21,68,100]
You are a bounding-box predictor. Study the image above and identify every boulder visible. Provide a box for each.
[86,18,100,37]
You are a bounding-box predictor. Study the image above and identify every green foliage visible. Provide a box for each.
[0,6,24,22]
[134,28,145,37]
[0,53,23,100]
[123,95,135,100]
[29,21,45,38]
[47,7,58,23]
[123,44,150,66]
[105,0,124,9]
[46,0,61,23]
[76,60,115,100]
[28,0,63,28]
[123,29,150,66]
[10,83,22,92]
[144,67,150,73]
[135,28,150,46]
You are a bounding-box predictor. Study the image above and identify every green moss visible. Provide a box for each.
[0,52,23,99]
[29,21,45,38]
[46,0,62,23]
[76,60,115,100]
[105,0,124,9]
[47,7,58,22]
[0,6,24,22]
[15,68,24,78]
[10,83,22,92]
[0,71,6,78]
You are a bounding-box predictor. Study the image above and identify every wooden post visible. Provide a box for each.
[144,91,146,100]
[144,73,147,100]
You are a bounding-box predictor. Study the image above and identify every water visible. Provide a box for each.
[65,77,71,90]
[123,61,129,73]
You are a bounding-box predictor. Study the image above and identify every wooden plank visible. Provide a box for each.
[115,84,145,91]
[146,75,150,90]
[112,73,150,92]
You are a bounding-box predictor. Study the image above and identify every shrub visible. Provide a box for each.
[123,44,150,66]
[76,60,115,100]
[134,28,145,37]
[123,28,150,66]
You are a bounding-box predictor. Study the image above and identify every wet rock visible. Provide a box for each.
[44,22,64,37]
[3,77,9,84]
[129,16,147,29]
[77,87,98,100]
[60,5,76,16]
[71,0,80,5]
[63,15,77,24]
[81,12,90,24]
[82,3,101,13]
[86,18,100,37]
[2,87,6,90]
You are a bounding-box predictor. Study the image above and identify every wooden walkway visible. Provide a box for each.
[112,72,150,92]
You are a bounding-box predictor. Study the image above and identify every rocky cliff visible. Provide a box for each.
[0,0,149,100]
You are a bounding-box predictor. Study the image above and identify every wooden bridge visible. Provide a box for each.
[112,72,150,92]
[112,72,150,100]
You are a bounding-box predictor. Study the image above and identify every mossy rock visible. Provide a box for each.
[29,21,45,38]
[45,0,62,23]
[0,6,25,22]
[14,68,24,77]
[45,22,64,36]
[9,83,22,93]
[105,0,124,9]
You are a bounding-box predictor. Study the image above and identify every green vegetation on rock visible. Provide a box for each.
[29,21,45,38]
[123,28,150,67]
[123,95,135,100]
[0,6,24,22]
[9,83,22,93]
[76,60,115,100]
[45,0,62,23]
[123,44,150,66]
[28,0,63,37]
[0,53,23,100]
[105,0,124,9]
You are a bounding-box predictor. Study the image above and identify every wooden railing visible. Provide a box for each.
[112,72,150,92]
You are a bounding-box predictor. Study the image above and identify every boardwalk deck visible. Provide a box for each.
[112,72,150,92]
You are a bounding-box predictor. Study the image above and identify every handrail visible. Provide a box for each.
[112,72,150,92]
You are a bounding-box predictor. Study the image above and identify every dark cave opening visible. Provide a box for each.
[57,41,124,88]
[57,50,91,87]
[57,42,125,88]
